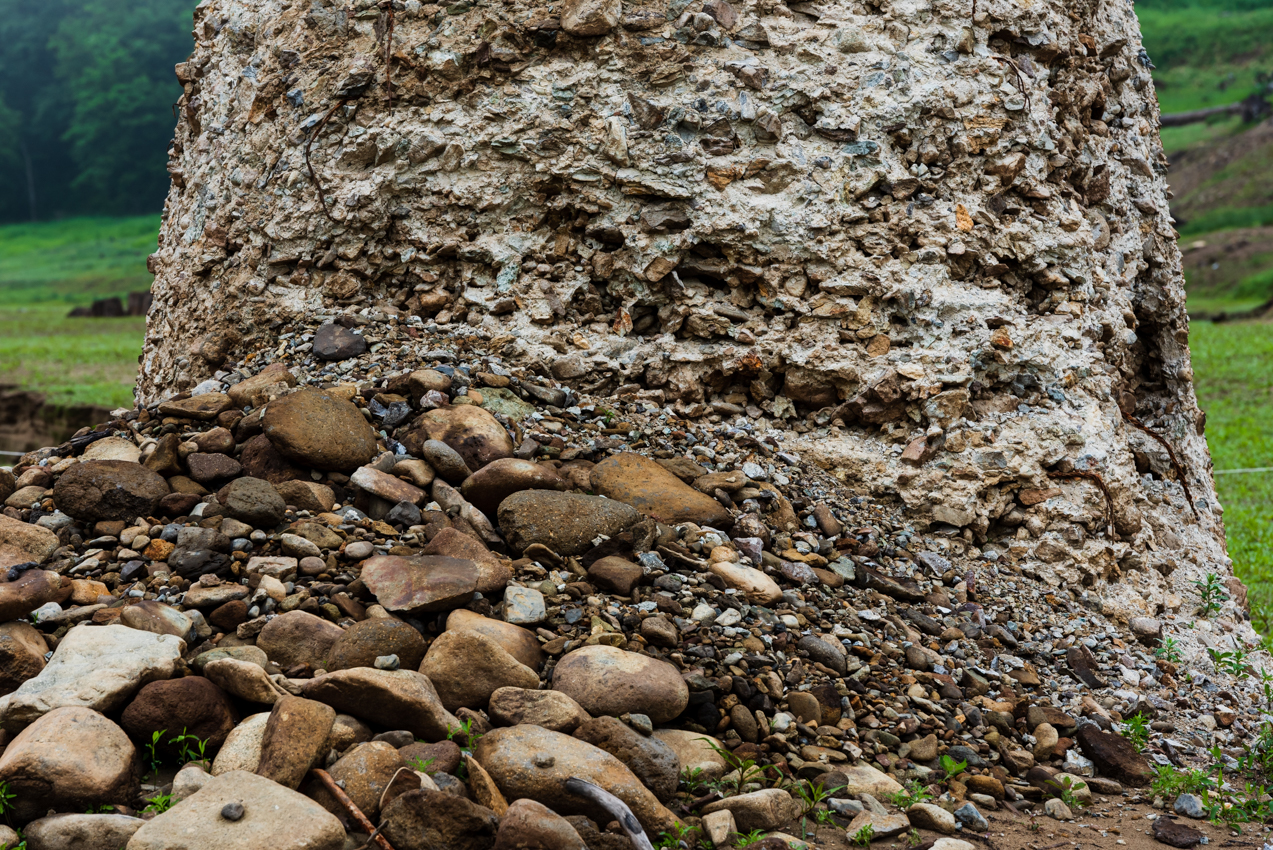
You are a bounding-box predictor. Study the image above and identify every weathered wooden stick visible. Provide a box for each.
[565,777,656,850]
[311,768,396,850]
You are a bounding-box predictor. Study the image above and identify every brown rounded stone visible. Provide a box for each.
[497,491,641,556]
[262,388,379,473]
[403,405,513,472]
[255,696,336,789]
[572,716,680,802]
[488,687,590,734]
[0,515,59,569]
[52,460,169,523]
[121,677,239,758]
[0,707,139,822]
[306,741,404,821]
[419,630,539,712]
[256,610,345,670]
[399,740,462,776]
[380,788,499,850]
[421,527,512,596]
[493,798,588,850]
[586,556,644,596]
[445,609,543,671]
[239,434,309,484]
[459,458,568,518]
[327,618,428,672]
[0,569,65,622]
[0,622,48,697]
[552,646,688,724]
[590,453,732,527]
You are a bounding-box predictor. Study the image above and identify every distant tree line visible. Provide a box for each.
[0,0,196,223]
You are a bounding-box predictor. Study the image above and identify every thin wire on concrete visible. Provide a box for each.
[1214,466,1273,475]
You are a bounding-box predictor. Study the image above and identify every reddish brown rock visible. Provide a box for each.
[52,460,169,523]
[590,453,731,527]
[403,405,513,472]
[361,555,478,614]
[327,618,428,672]
[238,434,309,484]
[255,695,336,789]
[421,527,512,596]
[263,388,379,473]
[121,677,239,758]
[459,458,568,518]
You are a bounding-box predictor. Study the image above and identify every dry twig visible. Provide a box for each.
[564,777,655,850]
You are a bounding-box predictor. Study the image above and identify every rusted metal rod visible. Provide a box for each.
[311,768,395,850]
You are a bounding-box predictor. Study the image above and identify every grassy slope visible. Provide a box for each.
[1191,322,1273,632]
[0,216,154,408]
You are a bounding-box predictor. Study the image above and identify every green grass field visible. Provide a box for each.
[0,217,152,408]
[1191,322,1273,632]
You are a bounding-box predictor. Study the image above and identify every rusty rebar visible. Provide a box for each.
[310,768,395,850]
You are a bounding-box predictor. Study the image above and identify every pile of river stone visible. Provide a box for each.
[0,311,1264,850]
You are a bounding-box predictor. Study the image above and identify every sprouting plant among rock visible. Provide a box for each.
[1124,713,1150,752]
[940,754,968,781]
[1155,636,1182,663]
[1194,573,1228,617]
[887,780,934,809]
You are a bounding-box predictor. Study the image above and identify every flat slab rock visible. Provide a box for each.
[126,770,345,850]
[1152,816,1204,848]
[0,624,184,732]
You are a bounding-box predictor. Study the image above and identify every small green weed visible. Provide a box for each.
[1155,637,1182,663]
[0,780,14,824]
[1124,713,1150,752]
[697,738,769,797]
[939,754,967,781]
[1207,646,1250,677]
[1151,764,1217,798]
[408,756,435,774]
[1057,776,1088,811]
[142,792,175,814]
[653,822,703,849]
[887,780,934,809]
[733,830,767,848]
[144,729,165,777]
[1194,574,1229,618]
[851,823,875,846]
[168,728,209,766]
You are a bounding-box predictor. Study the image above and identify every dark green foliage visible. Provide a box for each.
[0,0,196,223]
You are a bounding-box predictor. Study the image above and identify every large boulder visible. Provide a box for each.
[488,688,590,735]
[0,570,65,622]
[0,624,184,733]
[445,610,543,671]
[497,491,640,556]
[125,770,345,850]
[552,646,688,723]
[474,725,680,837]
[0,707,138,822]
[262,388,379,473]
[572,716,680,802]
[421,527,512,596]
[590,453,732,527]
[301,668,460,742]
[403,406,514,472]
[211,713,271,775]
[1075,724,1153,787]
[218,477,286,529]
[492,798,588,850]
[52,461,169,523]
[305,741,403,822]
[0,515,60,569]
[419,630,539,712]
